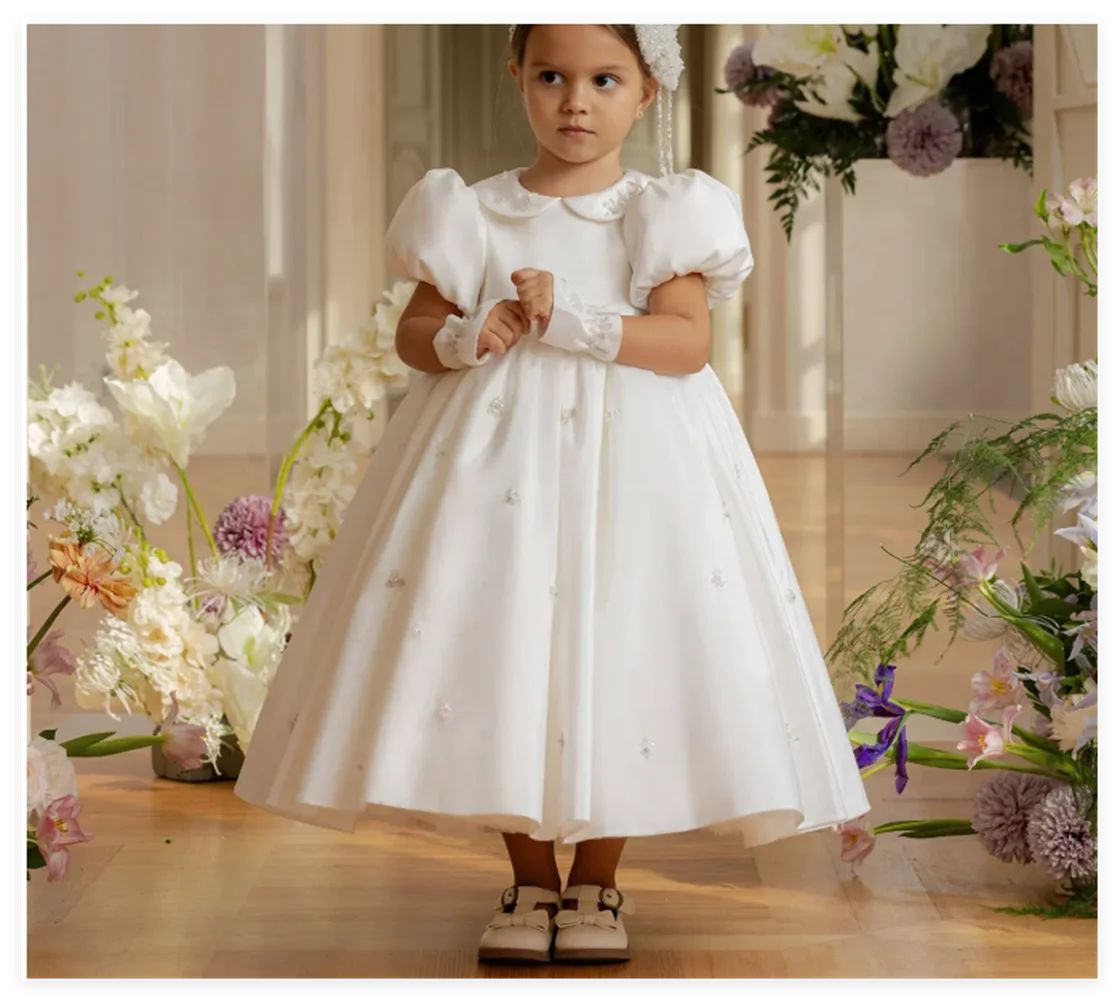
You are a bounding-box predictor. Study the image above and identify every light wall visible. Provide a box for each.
[27,25,389,461]
[28,26,270,454]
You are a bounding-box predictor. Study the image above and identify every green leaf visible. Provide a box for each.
[896,699,966,724]
[27,842,46,871]
[1005,743,1075,773]
[37,728,58,741]
[1011,725,1063,754]
[904,742,1064,779]
[1045,242,1079,277]
[999,239,1044,254]
[1021,561,1047,610]
[259,591,301,606]
[64,735,163,757]
[873,818,975,839]
[1033,189,1050,221]
[59,731,116,753]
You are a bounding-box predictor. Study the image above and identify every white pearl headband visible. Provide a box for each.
[508,24,684,175]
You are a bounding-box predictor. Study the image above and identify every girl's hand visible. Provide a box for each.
[477,299,530,358]
[511,269,554,328]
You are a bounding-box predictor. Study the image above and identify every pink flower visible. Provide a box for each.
[956,546,1007,587]
[969,647,1024,716]
[957,704,1022,769]
[836,817,877,874]
[158,695,208,770]
[36,795,94,882]
[28,628,77,710]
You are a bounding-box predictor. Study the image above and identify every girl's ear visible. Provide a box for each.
[508,59,522,92]
[639,77,659,117]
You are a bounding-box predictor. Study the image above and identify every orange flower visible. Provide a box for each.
[48,537,136,618]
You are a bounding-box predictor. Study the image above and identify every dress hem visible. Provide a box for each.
[234,784,869,850]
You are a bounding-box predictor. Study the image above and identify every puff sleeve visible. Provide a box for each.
[384,168,494,369]
[622,169,755,312]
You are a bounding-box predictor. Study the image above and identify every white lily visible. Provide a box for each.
[106,359,236,467]
[752,25,848,77]
[886,25,991,117]
[217,604,288,677]
[795,44,880,120]
[211,657,268,752]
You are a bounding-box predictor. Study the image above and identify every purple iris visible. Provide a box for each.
[844,664,911,794]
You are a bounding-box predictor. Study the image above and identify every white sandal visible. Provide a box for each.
[553,885,634,963]
[477,885,560,964]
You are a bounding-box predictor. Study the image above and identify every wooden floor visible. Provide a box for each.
[27,765,1097,978]
[27,454,1098,978]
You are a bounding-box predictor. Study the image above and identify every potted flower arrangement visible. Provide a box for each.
[721,25,1034,237]
[826,177,1097,918]
[27,273,414,878]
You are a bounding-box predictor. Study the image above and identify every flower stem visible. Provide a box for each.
[266,401,330,569]
[175,464,217,557]
[183,486,198,585]
[26,570,52,592]
[27,595,71,660]
[115,482,151,545]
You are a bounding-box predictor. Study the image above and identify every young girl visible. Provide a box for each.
[235,23,869,965]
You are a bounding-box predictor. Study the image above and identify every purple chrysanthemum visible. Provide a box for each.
[1026,785,1097,883]
[991,40,1033,119]
[214,494,288,562]
[886,101,963,178]
[724,41,779,107]
[972,772,1056,864]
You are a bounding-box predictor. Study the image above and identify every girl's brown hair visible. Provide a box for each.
[509,25,651,77]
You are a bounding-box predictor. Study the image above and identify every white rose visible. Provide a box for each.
[27,736,79,818]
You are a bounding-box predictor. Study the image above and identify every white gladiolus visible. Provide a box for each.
[106,359,236,467]
[886,25,991,117]
[1052,360,1098,412]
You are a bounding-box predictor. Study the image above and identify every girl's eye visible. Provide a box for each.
[540,70,564,85]
[593,75,619,89]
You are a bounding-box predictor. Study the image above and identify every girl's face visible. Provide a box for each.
[510,25,657,169]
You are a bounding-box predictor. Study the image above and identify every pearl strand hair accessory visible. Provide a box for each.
[508,24,684,175]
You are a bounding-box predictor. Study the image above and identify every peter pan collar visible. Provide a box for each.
[473,168,649,222]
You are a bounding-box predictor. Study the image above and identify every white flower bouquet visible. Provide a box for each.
[719,25,1034,237]
[828,179,1098,918]
[27,273,414,879]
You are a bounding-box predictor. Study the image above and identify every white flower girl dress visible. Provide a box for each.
[234,165,870,846]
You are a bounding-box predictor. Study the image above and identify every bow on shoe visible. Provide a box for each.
[486,910,552,932]
[554,910,620,930]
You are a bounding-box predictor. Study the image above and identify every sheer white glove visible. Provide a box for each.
[538,279,624,363]
[432,298,503,370]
